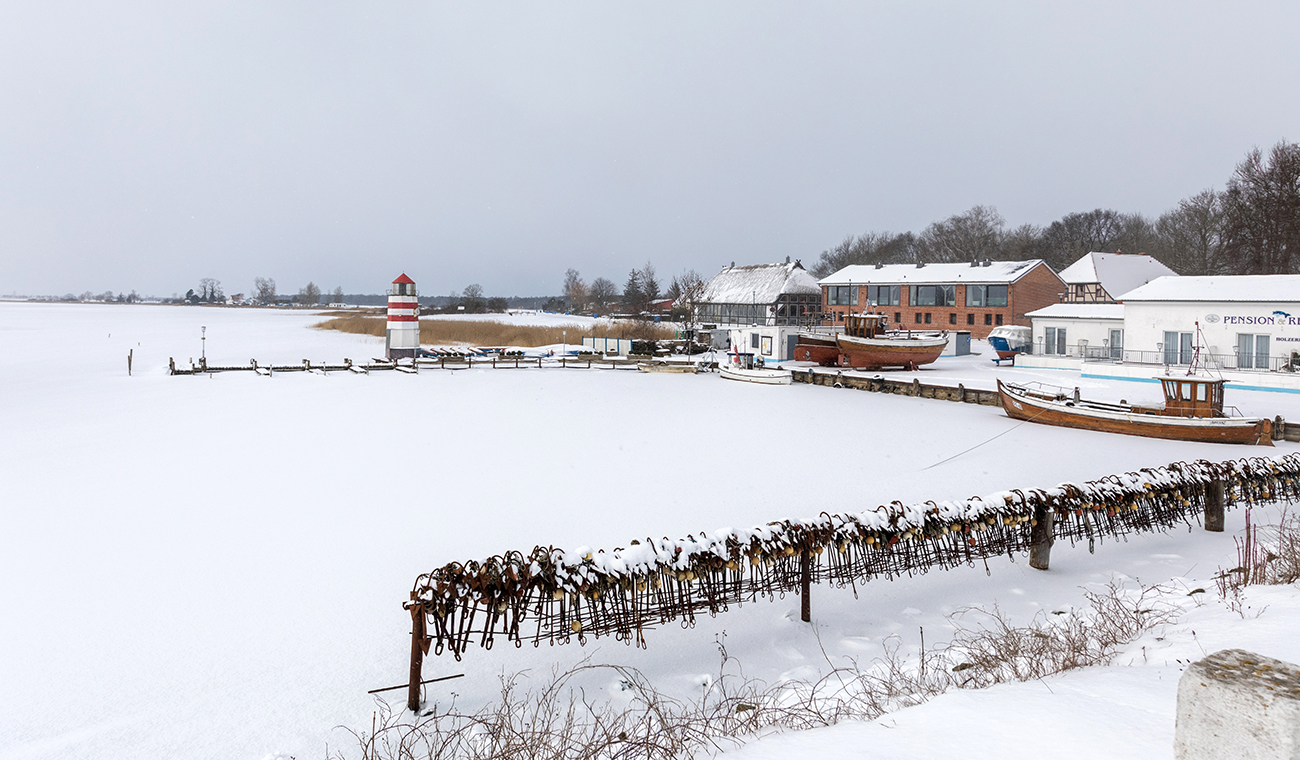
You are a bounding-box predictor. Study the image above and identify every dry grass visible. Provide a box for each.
[331,579,1177,760]
[314,315,675,347]
[1216,507,1300,615]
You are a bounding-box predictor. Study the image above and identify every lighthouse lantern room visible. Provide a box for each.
[386,274,419,360]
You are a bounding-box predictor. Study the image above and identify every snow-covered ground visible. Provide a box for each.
[2,302,1298,760]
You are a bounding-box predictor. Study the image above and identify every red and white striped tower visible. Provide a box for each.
[386,273,419,359]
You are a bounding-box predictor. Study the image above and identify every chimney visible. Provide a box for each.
[916,261,925,268]
[875,261,883,269]
[785,255,791,264]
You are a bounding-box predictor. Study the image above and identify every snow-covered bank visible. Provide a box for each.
[2,302,1298,760]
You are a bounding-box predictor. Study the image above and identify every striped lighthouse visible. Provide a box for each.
[386,273,419,360]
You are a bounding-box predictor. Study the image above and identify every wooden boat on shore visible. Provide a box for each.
[719,352,792,385]
[997,377,1273,445]
[835,314,948,370]
[792,331,841,365]
[637,361,699,374]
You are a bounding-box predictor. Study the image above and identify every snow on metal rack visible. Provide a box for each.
[408,454,1300,664]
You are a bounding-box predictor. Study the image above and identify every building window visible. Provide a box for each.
[751,332,760,349]
[949,313,957,325]
[913,285,955,307]
[966,285,1008,308]
[894,312,901,324]
[1163,331,1193,365]
[867,285,900,306]
[761,336,773,356]
[995,314,1003,326]
[924,313,932,324]
[1045,327,1067,355]
[1236,333,1270,369]
[827,286,858,306]
[1109,328,1123,359]
[915,312,922,323]
[966,313,975,325]
[984,313,993,325]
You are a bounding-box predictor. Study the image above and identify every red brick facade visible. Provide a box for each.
[822,262,1064,339]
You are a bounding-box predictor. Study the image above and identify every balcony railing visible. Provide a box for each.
[1081,349,1300,373]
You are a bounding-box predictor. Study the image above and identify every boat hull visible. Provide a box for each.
[791,337,841,366]
[997,380,1273,446]
[719,366,793,385]
[835,334,947,370]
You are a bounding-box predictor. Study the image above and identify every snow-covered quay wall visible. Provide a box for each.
[412,455,1300,660]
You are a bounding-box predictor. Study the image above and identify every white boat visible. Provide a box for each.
[718,352,792,385]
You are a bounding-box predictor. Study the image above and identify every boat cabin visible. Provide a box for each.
[844,314,889,340]
[1157,377,1226,418]
[730,352,766,370]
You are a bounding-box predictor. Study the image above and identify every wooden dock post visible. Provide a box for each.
[1029,501,1055,570]
[407,594,427,713]
[1205,479,1226,532]
[127,349,133,376]
[799,548,811,622]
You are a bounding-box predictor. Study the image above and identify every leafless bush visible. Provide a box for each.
[330,579,1175,760]
[1216,507,1300,615]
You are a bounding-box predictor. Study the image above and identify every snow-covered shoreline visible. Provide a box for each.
[3,301,1299,760]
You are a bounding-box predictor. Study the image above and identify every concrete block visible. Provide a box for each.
[1175,649,1300,759]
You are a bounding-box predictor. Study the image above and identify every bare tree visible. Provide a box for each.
[253,277,276,305]
[1221,141,1300,274]
[298,281,321,306]
[562,268,587,311]
[1153,189,1225,275]
[331,286,344,304]
[588,277,618,311]
[668,269,705,325]
[916,205,1006,263]
[641,262,661,304]
[811,231,917,276]
[460,283,486,313]
[198,277,223,303]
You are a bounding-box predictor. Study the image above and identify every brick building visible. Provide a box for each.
[818,260,1065,339]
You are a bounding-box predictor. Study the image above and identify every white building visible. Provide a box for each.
[695,260,822,361]
[1057,252,1177,303]
[1117,275,1300,374]
[1022,303,1126,368]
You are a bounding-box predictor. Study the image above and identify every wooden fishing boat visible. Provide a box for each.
[997,377,1273,445]
[637,361,699,374]
[835,314,948,370]
[791,331,841,365]
[719,352,792,385]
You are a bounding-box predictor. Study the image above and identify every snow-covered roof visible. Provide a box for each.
[819,260,1051,286]
[698,261,821,304]
[1057,252,1176,298]
[1024,303,1126,320]
[1120,275,1300,303]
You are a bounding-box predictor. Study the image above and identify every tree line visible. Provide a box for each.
[812,140,1300,277]
[561,263,705,319]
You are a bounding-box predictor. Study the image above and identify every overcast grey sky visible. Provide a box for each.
[2,1,1297,297]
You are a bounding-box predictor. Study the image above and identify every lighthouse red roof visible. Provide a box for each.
[392,273,415,284]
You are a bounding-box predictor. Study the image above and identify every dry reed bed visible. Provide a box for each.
[314,315,674,347]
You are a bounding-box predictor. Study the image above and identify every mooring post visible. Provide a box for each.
[1205,479,1226,532]
[127,349,133,376]
[800,548,811,623]
[407,593,426,713]
[1029,501,1055,570]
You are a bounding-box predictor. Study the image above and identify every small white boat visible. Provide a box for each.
[718,352,792,385]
